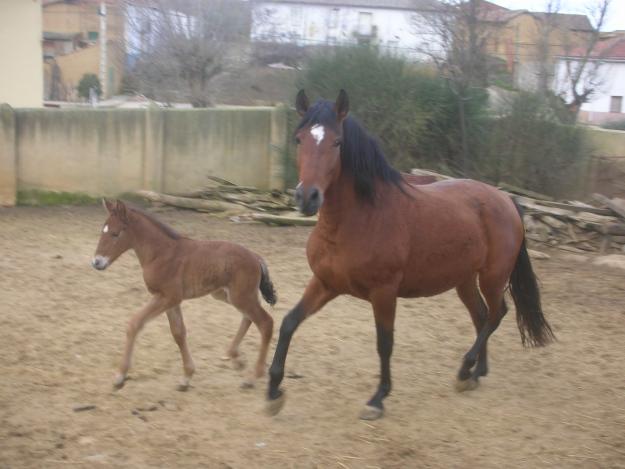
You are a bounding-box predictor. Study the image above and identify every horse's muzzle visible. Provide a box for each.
[91,255,109,271]
[295,185,323,216]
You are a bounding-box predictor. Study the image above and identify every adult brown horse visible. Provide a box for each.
[266,90,554,420]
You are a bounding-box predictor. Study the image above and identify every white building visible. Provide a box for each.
[251,0,443,60]
[554,35,625,125]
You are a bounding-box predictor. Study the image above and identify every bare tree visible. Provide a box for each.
[534,0,561,94]
[416,0,491,174]
[125,0,251,107]
[556,0,611,115]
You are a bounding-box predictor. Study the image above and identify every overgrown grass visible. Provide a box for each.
[17,190,100,206]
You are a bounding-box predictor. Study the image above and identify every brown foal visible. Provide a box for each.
[92,199,276,390]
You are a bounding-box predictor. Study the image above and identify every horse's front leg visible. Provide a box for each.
[266,276,336,415]
[360,287,397,420]
[113,295,173,389]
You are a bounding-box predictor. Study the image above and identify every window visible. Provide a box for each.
[610,96,623,113]
[358,12,372,36]
[88,31,99,41]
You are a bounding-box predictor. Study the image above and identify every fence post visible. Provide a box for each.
[0,104,17,206]
[269,106,287,190]
[143,107,164,192]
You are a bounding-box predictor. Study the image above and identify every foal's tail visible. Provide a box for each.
[258,259,277,306]
[509,201,555,347]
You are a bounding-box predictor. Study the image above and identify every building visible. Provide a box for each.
[0,0,44,107]
[554,35,625,125]
[478,1,593,90]
[251,0,443,60]
[42,0,126,100]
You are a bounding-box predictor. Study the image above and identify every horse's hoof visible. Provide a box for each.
[112,374,126,390]
[265,392,286,416]
[359,405,384,420]
[240,380,255,389]
[455,377,479,392]
[177,381,190,392]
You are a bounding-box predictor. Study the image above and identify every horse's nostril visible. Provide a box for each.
[310,188,319,202]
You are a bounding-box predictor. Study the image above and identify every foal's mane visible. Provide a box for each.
[296,99,404,201]
[129,205,182,240]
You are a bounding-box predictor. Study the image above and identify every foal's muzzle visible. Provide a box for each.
[295,185,323,216]
[91,255,109,271]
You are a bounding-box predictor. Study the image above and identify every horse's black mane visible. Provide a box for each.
[296,99,403,201]
[130,205,182,240]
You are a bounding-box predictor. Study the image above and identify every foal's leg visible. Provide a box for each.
[221,317,252,370]
[240,305,273,388]
[267,276,337,415]
[456,278,489,386]
[360,288,397,420]
[456,277,508,392]
[114,295,173,389]
[166,305,195,391]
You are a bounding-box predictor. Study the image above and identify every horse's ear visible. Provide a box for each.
[115,199,128,222]
[103,198,114,214]
[295,89,309,117]
[334,89,349,122]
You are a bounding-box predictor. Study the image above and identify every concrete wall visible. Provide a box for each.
[0,106,287,205]
[0,0,43,107]
[585,127,625,198]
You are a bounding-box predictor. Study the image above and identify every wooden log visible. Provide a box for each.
[592,193,625,220]
[251,212,317,226]
[532,200,613,216]
[601,223,625,236]
[135,190,244,212]
[498,182,554,201]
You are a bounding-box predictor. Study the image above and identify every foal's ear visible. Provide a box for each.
[115,199,128,222]
[295,89,310,117]
[102,198,114,214]
[334,89,349,122]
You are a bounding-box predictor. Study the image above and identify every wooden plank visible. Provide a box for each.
[251,212,317,226]
[135,190,244,212]
[592,193,625,220]
[498,182,554,201]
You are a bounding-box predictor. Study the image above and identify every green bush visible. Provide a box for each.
[297,46,487,172]
[78,73,102,99]
[296,46,589,198]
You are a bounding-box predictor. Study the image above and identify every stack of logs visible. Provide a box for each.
[135,174,625,250]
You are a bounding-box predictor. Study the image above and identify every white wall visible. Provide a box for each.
[252,2,441,60]
[554,59,625,114]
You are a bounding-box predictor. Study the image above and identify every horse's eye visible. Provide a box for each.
[111,232,120,238]
[333,138,342,147]
[295,136,301,145]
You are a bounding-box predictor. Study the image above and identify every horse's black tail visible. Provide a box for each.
[259,259,277,306]
[509,202,555,347]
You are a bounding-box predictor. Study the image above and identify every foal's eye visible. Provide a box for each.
[110,232,120,239]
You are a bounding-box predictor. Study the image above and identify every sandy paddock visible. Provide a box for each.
[1,205,625,468]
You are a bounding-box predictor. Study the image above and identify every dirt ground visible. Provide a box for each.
[1,205,625,469]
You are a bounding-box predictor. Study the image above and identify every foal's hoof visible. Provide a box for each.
[359,405,384,421]
[177,379,191,392]
[265,392,286,416]
[455,377,479,392]
[240,380,255,389]
[112,374,127,390]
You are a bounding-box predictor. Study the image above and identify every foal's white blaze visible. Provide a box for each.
[310,125,325,146]
[103,224,109,233]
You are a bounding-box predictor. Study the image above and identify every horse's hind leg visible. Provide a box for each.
[167,305,195,391]
[456,278,489,383]
[456,277,508,392]
[222,317,252,370]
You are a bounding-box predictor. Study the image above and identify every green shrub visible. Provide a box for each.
[78,73,102,99]
[601,119,625,131]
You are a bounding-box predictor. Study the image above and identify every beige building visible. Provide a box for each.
[0,0,44,107]
[43,0,125,100]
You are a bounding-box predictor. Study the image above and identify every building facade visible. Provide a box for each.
[0,0,44,107]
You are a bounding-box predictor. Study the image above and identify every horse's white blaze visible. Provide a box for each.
[310,125,325,145]
[103,224,109,233]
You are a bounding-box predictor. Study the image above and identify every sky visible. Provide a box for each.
[488,0,625,31]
